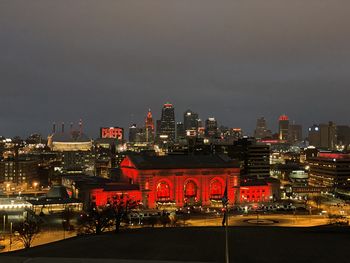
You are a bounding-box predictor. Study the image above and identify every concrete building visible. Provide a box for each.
[278,115,289,141]
[183,109,199,137]
[157,103,176,143]
[129,124,145,143]
[229,138,270,179]
[176,122,185,141]
[308,122,337,150]
[205,118,218,138]
[288,124,303,143]
[308,152,350,189]
[0,158,39,185]
[254,117,272,139]
[336,125,350,149]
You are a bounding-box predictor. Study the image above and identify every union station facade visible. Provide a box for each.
[120,154,241,208]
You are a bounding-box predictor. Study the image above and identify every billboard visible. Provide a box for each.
[100,127,124,139]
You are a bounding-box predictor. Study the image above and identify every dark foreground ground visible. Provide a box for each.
[1,226,350,263]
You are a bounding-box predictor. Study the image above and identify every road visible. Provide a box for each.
[187,214,329,227]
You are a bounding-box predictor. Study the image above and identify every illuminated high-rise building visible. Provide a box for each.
[288,123,303,143]
[205,117,218,138]
[254,117,272,139]
[184,110,198,130]
[308,122,337,150]
[337,125,350,148]
[157,103,176,143]
[129,124,145,143]
[145,109,154,143]
[183,109,199,138]
[278,115,289,141]
[176,122,185,140]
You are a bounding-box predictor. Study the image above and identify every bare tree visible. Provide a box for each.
[77,204,114,235]
[62,206,75,231]
[77,195,140,235]
[111,195,139,233]
[13,216,40,249]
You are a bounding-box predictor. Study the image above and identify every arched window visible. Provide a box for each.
[156,181,170,201]
[210,179,223,200]
[184,180,197,198]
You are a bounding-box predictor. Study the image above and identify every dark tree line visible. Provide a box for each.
[77,195,139,235]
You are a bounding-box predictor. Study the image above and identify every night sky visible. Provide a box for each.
[1,1,349,138]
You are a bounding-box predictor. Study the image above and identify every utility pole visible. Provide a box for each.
[225,207,229,263]
[9,222,12,251]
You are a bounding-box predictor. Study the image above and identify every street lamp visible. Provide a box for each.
[2,215,5,234]
[9,222,12,251]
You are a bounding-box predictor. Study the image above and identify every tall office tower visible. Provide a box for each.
[308,122,337,150]
[205,117,218,138]
[129,124,145,143]
[254,117,272,139]
[184,109,199,130]
[129,124,138,142]
[229,137,270,179]
[158,103,176,143]
[196,118,205,138]
[176,122,185,140]
[278,115,289,141]
[145,109,155,143]
[288,123,303,143]
[156,120,161,139]
[231,128,243,141]
[337,125,350,148]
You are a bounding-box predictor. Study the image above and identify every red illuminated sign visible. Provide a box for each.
[100,127,123,139]
[279,115,289,121]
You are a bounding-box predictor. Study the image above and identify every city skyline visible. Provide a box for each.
[0,103,349,139]
[1,1,350,137]
[1,1,350,260]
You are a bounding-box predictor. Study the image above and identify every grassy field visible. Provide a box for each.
[1,226,350,263]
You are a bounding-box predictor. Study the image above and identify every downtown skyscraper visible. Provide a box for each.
[157,103,176,143]
[145,109,155,143]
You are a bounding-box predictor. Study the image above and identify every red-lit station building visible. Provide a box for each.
[120,154,240,208]
[63,154,279,209]
[239,178,280,203]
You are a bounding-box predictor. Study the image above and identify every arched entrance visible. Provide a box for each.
[184,180,198,205]
[156,181,171,202]
[210,179,223,200]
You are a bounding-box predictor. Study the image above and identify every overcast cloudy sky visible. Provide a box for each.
[0,0,349,138]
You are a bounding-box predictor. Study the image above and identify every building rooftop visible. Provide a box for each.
[52,131,90,143]
[125,154,239,170]
[62,175,139,191]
